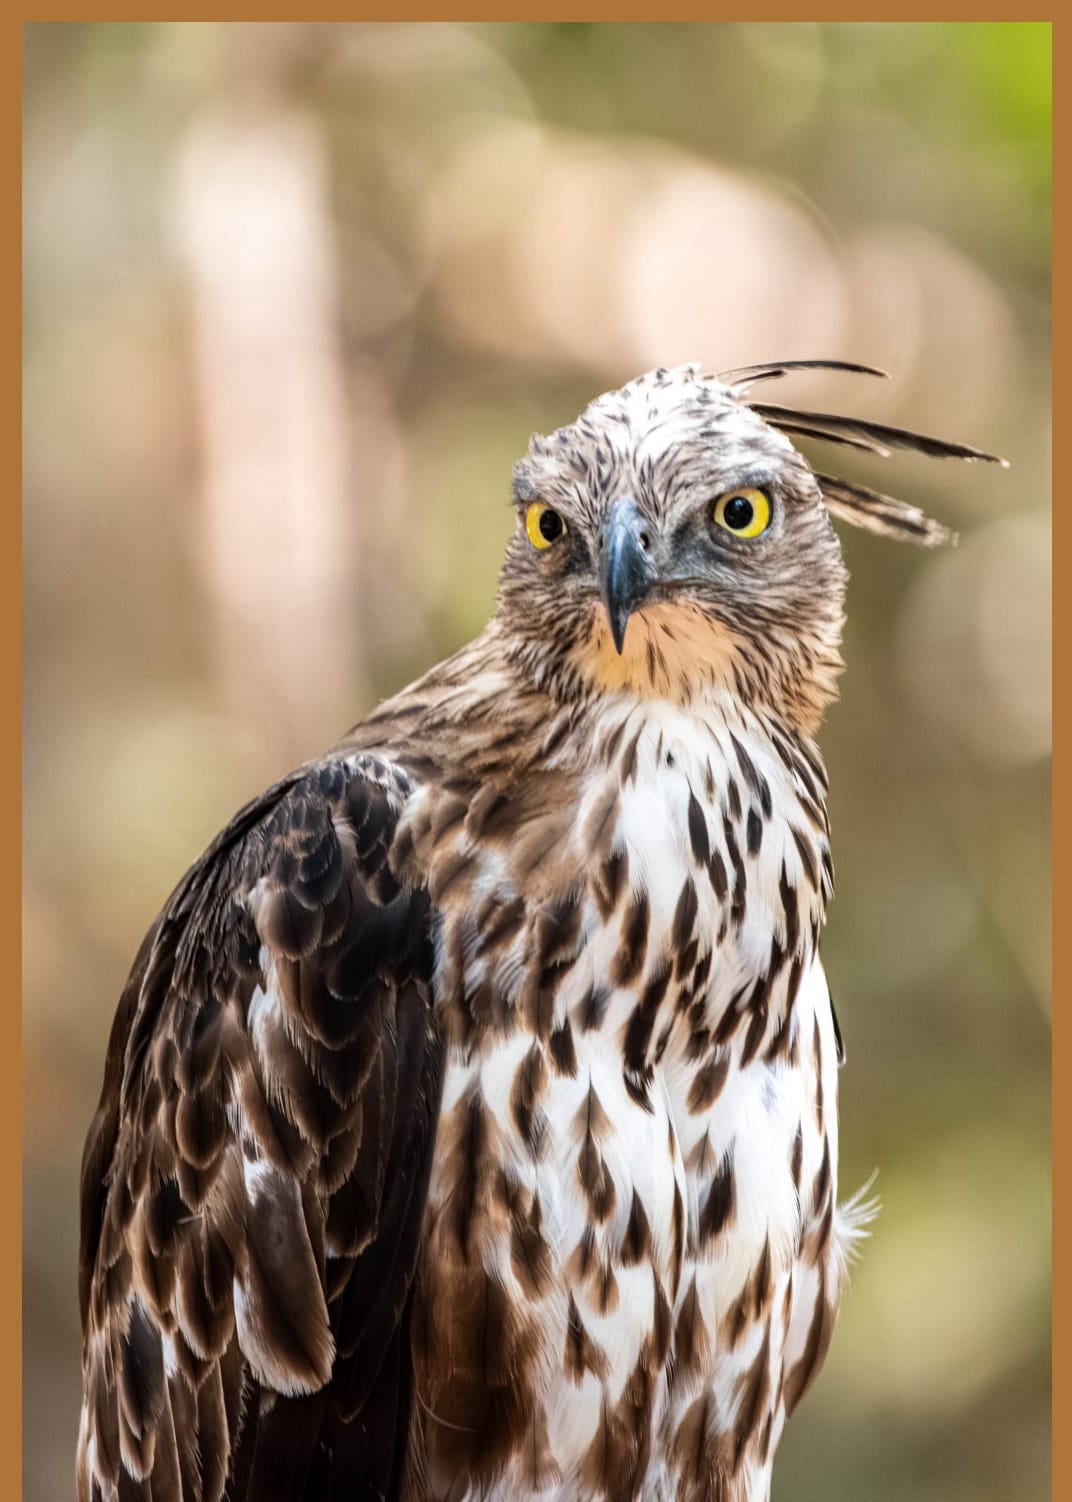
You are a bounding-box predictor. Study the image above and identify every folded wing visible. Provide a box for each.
[77,753,443,1502]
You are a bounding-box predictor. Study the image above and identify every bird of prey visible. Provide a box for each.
[77,361,1002,1502]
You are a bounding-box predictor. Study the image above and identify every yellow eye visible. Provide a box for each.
[526,502,567,550]
[712,488,771,539]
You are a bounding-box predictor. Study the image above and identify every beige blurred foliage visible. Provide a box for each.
[23,22,1050,1502]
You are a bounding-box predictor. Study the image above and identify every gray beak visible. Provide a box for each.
[600,496,655,654]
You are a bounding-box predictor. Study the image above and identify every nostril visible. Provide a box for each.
[638,528,652,553]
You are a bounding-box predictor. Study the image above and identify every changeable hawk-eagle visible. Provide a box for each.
[77,362,1002,1502]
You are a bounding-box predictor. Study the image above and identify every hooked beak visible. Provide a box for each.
[600,496,655,654]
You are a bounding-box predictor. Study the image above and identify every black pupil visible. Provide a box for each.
[538,508,564,543]
[723,494,754,530]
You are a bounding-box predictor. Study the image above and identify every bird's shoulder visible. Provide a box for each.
[82,746,426,1149]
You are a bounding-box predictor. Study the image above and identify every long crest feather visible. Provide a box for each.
[814,473,958,548]
[723,360,1006,546]
[718,358,890,391]
[762,419,892,459]
[748,401,1007,466]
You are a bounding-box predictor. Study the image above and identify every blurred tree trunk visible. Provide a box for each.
[175,98,364,765]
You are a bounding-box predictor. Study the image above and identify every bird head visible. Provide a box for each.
[498,361,1004,734]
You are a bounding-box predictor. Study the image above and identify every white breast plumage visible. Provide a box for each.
[409,697,847,1501]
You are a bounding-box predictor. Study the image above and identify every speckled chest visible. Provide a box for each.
[399,700,837,1499]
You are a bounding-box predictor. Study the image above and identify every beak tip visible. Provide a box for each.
[609,610,628,655]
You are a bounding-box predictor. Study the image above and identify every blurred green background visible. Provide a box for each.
[23,22,1050,1502]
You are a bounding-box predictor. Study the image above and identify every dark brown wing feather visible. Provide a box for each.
[77,754,443,1502]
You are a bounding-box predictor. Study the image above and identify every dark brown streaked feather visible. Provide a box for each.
[575,1082,618,1224]
[621,1189,654,1266]
[749,399,1007,466]
[416,1269,544,1491]
[697,1152,737,1246]
[508,1187,553,1300]
[669,1390,734,1502]
[732,1323,772,1473]
[758,418,892,457]
[815,471,958,547]
[673,1277,711,1382]
[510,1042,548,1155]
[782,1265,836,1418]
[613,890,651,988]
[719,358,890,389]
[564,1293,610,1385]
[687,1054,730,1116]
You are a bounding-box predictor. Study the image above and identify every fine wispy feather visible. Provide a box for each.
[78,361,1002,1502]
